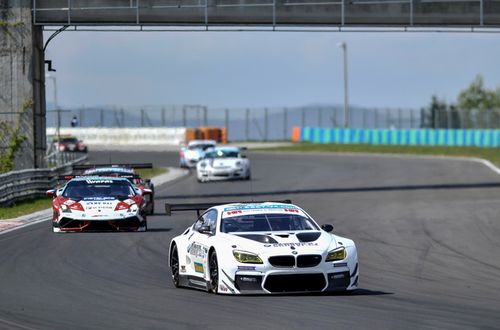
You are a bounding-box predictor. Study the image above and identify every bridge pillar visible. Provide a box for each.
[1,0,46,170]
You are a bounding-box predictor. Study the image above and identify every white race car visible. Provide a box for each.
[167,201,358,294]
[179,140,217,168]
[196,147,250,182]
[47,176,151,232]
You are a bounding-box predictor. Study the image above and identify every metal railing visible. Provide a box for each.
[32,0,500,30]
[0,154,87,207]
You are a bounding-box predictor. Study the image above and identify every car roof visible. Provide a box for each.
[69,176,131,183]
[188,139,217,146]
[83,167,135,174]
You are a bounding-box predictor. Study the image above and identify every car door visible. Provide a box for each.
[186,209,218,279]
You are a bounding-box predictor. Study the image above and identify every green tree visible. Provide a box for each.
[456,75,500,128]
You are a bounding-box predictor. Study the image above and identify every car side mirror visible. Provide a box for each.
[46,189,56,198]
[142,188,153,196]
[198,225,212,235]
[145,179,151,185]
[241,155,247,158]
[321,224,334,232]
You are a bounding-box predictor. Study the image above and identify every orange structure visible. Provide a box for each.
[184,127,227,144]
[291,127,301,142]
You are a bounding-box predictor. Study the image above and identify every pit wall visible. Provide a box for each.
[292,127,500,147]
[46,128,186,146]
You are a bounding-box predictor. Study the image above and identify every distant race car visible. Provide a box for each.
[74,163,156,215]
[53,135,88,152]
[47,176,151,232]
[167,201,358,295]
[196,147,250,182]
[179,140,217,168]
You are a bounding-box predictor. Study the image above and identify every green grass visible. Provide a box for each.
[0,167,169,220]
[136,167,168,179]
[259,143,500,166]
[0,197,52,220]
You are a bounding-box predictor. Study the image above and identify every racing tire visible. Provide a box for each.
[208,250,219,294]
[170,245,180,288]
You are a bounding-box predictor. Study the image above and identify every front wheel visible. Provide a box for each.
[208,251,219,294]
[171,245,180,287]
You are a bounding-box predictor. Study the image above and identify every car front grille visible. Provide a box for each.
[264,274,326,293]
[268,256,295,267]
[297,255,322,267]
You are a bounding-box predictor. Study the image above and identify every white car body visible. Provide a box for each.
[168,201,359,294]
[196,147,251,182]
[180,140,217,168]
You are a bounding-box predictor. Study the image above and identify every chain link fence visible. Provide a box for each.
[45,105,500,142]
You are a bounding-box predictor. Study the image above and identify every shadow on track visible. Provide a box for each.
[156,182,500,199]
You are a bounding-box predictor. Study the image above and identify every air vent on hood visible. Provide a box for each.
[296,232,322,242]
[236,234,278,244]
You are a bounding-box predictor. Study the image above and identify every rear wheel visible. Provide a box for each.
[208,251,219,294]
[171,245,180,287]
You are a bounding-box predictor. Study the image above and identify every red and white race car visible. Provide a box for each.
[47,176,151,232]
[73,163,155,214]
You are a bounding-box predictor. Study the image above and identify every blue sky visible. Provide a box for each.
[44,31,500,110]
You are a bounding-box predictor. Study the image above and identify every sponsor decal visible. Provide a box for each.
[83,197,115,201]
[219,284,228,292]
[194,262,204,273]
[237,266,256,271]
[85,179,114,184]
[187,243,207,258]
[265,242,319,247]
[333,262,348,268]
[292,251,298,255]
[180,266,186,273]
[224,204,298,211]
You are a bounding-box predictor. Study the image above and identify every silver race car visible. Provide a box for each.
[167,201,359,294]
[196,147,251,182]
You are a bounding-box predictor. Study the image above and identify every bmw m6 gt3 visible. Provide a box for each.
[167,201,358,294]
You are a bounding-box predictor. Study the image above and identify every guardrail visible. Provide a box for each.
[292,127,500,148]
[0,154,88,207]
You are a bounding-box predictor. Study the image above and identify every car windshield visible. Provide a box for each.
[188,143,215,151]
[61,138,78,143]
[62,179,136,199]
[221,213,318,233]
[83,171,136,184]
[205,149,240,158]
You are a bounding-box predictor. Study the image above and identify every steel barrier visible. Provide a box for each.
[0,154,88,207]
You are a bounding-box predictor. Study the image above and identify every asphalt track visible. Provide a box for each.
[1,150,500,329]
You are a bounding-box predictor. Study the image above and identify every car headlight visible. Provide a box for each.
[325,247,347,261]
[60,204,71,213]
[235,161,242,167]
[200,162,207,168]
[233,250,263,264]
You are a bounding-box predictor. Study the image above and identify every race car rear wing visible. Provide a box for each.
[165,200,292,217]
[58,174,140,181]
[73,163,153,170]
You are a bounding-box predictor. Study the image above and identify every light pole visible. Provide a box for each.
[337,42,349,128]
[46,74,61,146]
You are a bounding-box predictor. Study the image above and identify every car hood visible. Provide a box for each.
[205,158,244,168]
[218,230,338,255]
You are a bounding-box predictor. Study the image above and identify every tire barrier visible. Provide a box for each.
[292,127,500,148]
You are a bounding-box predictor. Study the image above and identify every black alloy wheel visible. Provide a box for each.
[171,245,180,287]
[209,251,219,294]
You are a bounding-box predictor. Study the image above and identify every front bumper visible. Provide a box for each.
[197,167,247,181]
[218,258,359,294]
[53,212,146,232]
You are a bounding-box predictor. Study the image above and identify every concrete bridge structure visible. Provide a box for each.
[1,0,500,170]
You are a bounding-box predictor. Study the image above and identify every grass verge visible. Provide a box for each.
[0,167,169,220]
[258,143,500,166]
[136,167,168,179]
[0,198,52,220]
